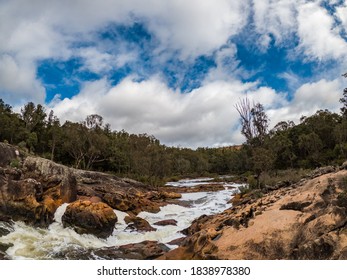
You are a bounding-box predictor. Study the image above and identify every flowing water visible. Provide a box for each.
[0,178,243,259]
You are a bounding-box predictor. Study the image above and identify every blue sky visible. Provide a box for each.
[0,0,347,148]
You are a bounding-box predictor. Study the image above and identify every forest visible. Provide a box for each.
[0,88,346,186]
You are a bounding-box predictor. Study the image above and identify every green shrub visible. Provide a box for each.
[247,175,257,189]
[10,159,20,168]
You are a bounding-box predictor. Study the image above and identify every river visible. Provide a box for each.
[0,178,243,259]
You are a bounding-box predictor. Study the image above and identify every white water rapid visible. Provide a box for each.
[0,178,243,259]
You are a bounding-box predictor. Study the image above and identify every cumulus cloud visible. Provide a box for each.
[252,0,298,48]
[297,2,347,60]
[268,78,343,128]
[0,54,46,104]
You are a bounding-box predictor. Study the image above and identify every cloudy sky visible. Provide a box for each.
[1,0,347,148]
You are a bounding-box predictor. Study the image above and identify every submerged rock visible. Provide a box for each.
[154,219,177,226]
[62,200,117,238]
[124,216,156,232]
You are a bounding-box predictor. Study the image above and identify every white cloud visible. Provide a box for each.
[252,0,298,48]
[268,78,343,127]
[138,0,249,59]
[297,2,347,60]
[0,54,46,104]
[78,48,117,74]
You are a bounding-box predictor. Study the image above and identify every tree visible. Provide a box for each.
[46,110,62,161]
[235,97,269,146]
[21,102,46,132]
[235,97,272,188]
[20,102,47,153]
[62,122,88,168]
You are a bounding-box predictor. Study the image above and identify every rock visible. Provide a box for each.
[280,201,312,211]
[294,235,335,260]
[0,143,19,167]
[93,241,170,260]
[167,237,186,246]
[154,219,177,226]
[181,215,212,236]
[78,196,102,203]
[0,156,78,227]
[0,251,10,260]
[341,161,347,170]
[77,182,162,215]
[0,217,13,237]
[161,192,182,199]
[125,216,156,232]
[62,200,117,238]
[23,156,77,203]
[52,241,170,260]
[0,176,53,226]
[309,166,336,178]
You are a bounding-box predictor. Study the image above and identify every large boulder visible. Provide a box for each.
[62,200,117,238]
[23,156,77,203]
[0,155,77,227]
[0,171,54,226]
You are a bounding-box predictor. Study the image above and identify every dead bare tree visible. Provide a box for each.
[235,97,269,146]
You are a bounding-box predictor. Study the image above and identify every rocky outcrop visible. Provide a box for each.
[23,156,77,204]
[0,155,77,226]
[160,169,347,260]
[62,200,117,238]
